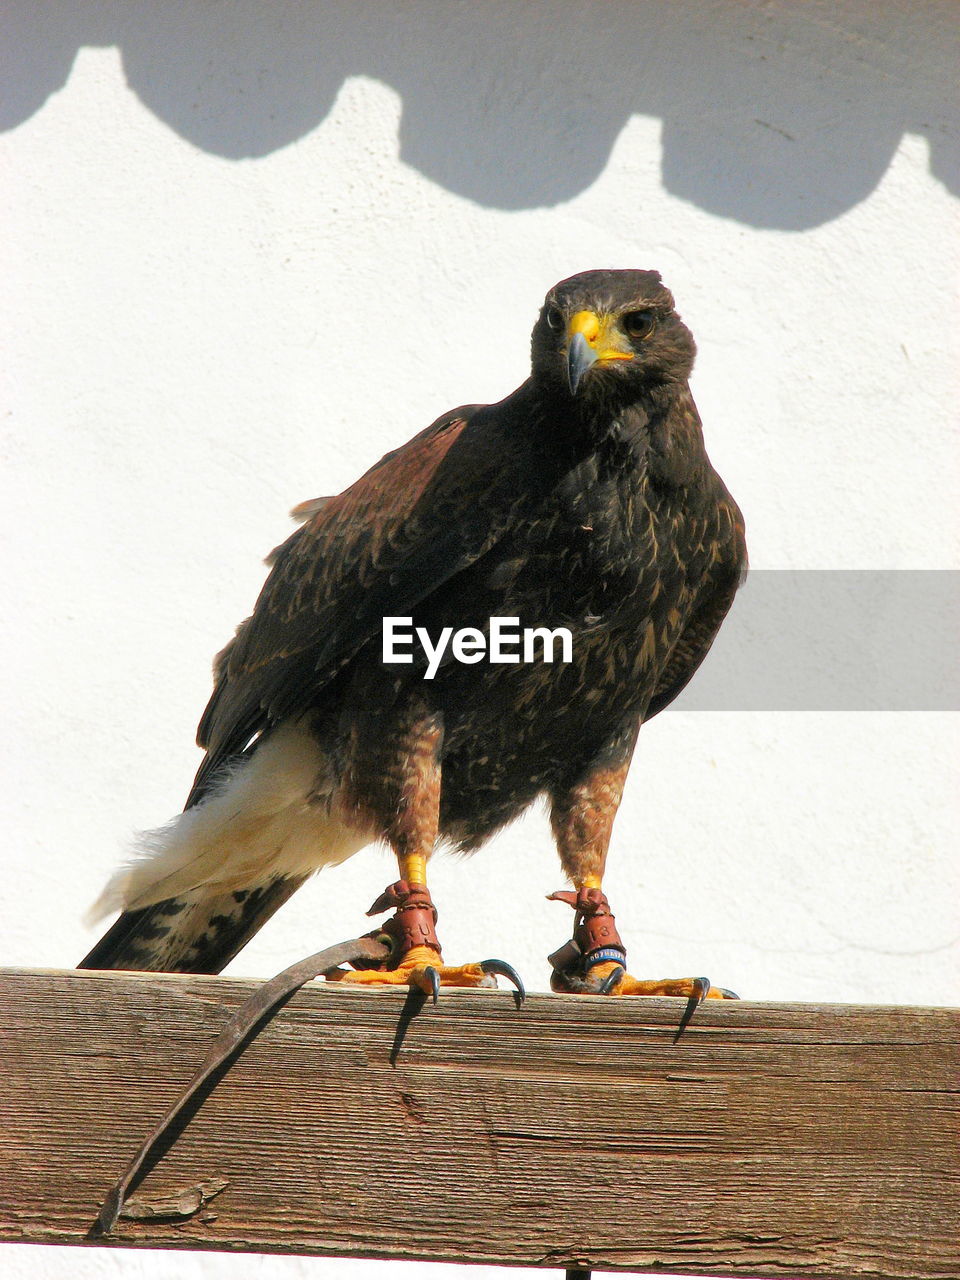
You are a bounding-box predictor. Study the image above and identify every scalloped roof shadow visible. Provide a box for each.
[4,0,958,229]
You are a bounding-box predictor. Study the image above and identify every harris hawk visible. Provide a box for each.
[82,269,746,1010]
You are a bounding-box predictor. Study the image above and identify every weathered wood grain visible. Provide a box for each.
[0,967,956,1277]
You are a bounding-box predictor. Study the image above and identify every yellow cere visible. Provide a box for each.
[567,310,632,361]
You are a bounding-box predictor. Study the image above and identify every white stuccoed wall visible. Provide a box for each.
[2,3,958,1278]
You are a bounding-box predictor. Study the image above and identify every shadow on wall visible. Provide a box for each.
[4,0,958,227]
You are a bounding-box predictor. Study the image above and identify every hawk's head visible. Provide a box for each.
[530,269,696,406]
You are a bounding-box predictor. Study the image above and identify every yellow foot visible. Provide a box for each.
[547,887,736,1035]
[553,959,737,1039]
[325,945,525,1004]
[580,960,736,1001]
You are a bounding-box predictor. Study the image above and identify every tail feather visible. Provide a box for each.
[78,876,308,974]
[81,718,373,974]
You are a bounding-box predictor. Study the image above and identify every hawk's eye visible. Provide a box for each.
[544,305,563,332]
[623,309,655,341]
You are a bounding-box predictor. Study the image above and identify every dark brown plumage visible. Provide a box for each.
[81,269,746,989]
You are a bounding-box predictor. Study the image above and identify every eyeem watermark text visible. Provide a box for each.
[383,617,573,680]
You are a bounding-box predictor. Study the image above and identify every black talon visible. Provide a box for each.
[481,959,526,1006]
[597,964,625,995]
[425,965,440,1006]
[718,987,740,1000]
[674,976,710,1042]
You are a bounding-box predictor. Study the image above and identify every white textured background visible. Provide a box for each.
[2,2,958,1278]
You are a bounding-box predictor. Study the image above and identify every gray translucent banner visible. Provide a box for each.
[670,571,959,711]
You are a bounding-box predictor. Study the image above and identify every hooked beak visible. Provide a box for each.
[566,331,597,395]
[565,310,632,395]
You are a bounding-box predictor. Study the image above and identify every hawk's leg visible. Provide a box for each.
[326,707,523,1001]
[326,877,521,1000]
[547,740,736,1023]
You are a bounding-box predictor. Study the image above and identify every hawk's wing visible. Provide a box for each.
[644,491,747,721]
[189,397,551,805]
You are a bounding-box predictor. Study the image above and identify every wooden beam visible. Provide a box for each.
[0,967,956,1277]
